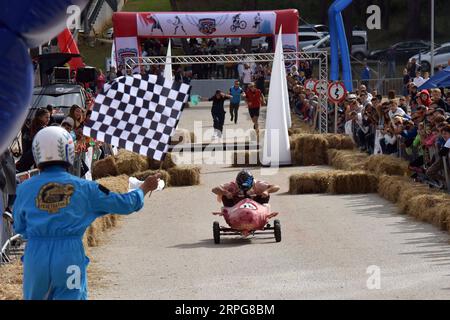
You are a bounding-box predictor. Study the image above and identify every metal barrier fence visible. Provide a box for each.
[352,78,405,96]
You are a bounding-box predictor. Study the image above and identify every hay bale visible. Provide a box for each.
[92,156,119,180]
[365,154,409,176]
[134,169,171,186]
[147,152,177,170]
[396,182,433,214]
[323,134,355,150]
[327,149,369,171]
[377,175,411,203]
[0,261,23,300]
[168,166,200,186]
[289,171,332,194]
[327,171,378,194]
[428,203,450,231]
[232,151,261,167]
[115,150,148,175]
[378,175,450,229]
[291,134,329,166]
[97,174,130,193]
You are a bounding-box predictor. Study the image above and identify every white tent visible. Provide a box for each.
[261,27,292,167]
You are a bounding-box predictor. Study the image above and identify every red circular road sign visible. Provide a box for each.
[328,82,347,103]
[313,80,328,95]
[304,79,316,91]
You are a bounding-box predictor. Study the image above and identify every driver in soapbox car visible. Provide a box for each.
[212,170,280,207]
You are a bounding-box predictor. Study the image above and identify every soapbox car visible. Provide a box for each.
[212,196,281,244]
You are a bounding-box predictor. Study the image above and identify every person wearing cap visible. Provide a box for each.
[13,126,161,300]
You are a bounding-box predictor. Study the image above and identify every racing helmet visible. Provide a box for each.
[32,126,75,168]
[236,170,254,192]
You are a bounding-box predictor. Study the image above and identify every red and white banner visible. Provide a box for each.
[137,12,276,38]
[113,9,299,68]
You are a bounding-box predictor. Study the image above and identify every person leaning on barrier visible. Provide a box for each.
[13,126,161,300]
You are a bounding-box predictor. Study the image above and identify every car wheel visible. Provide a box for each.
[213,221,220,244]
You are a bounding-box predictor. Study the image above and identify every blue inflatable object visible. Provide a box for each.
[328,0,353,91]
[0,0,88,155]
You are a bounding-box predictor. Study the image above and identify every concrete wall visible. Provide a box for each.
[189,79,236,98]
[93,0,125,34]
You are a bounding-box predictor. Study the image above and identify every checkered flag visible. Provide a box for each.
[83,74,190,160]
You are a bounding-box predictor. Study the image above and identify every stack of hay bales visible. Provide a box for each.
[134,169,171,186]
[147,152,177,170]
[327,149,369,171]
[291,134,329,166]
[289,170,378,195]
[289,171,331,194]
[92,156,119,180]
[115,150,148,176]
[365,154,409,176]
[378,175,450,231]
[92,149,200,189]
[323,134,355,150]
[168,165,201,186]
[327,171,378,194]
[232,151,261,167]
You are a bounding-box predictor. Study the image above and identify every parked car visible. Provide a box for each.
[369,40,431,62]
[409,42,450,71]
[299,24,329,34]
[299,32,326,49]
[302,30,369,61]
[30,83,87,122]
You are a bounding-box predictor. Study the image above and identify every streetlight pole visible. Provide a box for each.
[431,0,435,76]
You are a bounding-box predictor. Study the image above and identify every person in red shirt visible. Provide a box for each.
[245,82,266,131]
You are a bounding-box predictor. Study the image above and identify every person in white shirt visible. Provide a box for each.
[413,70,425,88]
[242,64,253,91]
[388,100,406,122]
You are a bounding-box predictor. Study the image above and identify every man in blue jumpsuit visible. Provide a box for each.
[13,126,161,300]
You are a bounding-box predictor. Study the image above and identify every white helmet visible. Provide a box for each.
[32,126,75,168]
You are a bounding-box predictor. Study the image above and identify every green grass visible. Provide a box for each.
[78,41,113,70]
[122,0,171,12]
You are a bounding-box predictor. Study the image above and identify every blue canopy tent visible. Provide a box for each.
[419,66,450,90]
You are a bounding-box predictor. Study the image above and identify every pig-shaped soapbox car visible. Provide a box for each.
[212,196,281,244]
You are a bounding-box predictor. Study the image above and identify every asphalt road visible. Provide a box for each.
[89,105,450,300]
[90,161,450,300]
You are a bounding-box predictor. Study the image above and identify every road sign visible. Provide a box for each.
[313,80,328,95]
[304,79,316,91]
[328,82,347,103]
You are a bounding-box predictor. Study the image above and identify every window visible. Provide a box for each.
[300,35,321,42]
[352,36,365,45]
[437,46,450,54]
